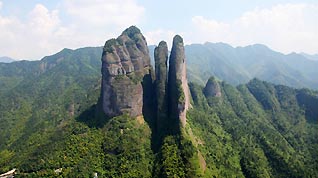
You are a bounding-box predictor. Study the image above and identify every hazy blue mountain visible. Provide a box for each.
[2,43,317,91]
[185,42,318,89]
[0,56,15,63]
[300,52,318,61]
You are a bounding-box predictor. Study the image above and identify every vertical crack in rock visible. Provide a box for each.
[100,26,152,118]
[168,35,191,127]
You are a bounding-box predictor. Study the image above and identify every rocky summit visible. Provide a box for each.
[168,35,191,127]
[100,26,152,118]
[203,76,221,98]
[154,41,168,126]
[2,25,318,177]
[100,27,191,129]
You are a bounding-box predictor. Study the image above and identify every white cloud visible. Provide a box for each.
[28,4,60,35]
[0,0,145,60]
[63,0,144,28]
[0,4,71,59]
[190,3,318,54]
[1,2,317,59]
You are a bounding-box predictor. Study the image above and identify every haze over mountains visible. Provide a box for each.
[185,43,318,88]
[300,53,318,61]
[1,0,318,176]
[0,56,15,63]
[151,42,318,89]
[2,41,318,92]
[0,26,317,177]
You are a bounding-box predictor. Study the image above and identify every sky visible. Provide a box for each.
[0,0,317,60]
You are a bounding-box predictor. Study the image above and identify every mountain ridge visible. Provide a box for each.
[1,42,317,94]
[0,27,317,177]
[185,42,318,89]
[300,52,318,61]
[0,56,15,63]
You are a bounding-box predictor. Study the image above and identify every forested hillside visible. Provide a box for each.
[0,42,317,177]
[188,78,318,177]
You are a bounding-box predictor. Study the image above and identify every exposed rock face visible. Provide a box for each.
[203,77,221,97]
[100,27,191,127]
[155,41,168,123]
[100,26,152,118]
[168,35,191,127]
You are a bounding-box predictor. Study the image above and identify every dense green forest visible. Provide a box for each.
[188,79,318,177]
[0,47,317,177]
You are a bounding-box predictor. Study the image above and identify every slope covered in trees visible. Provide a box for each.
[188,78,318,177]
[0,29,317,177]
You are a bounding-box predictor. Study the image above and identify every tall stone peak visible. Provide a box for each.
[155,41,168,80]
[169,35,184,80]
[102,26,150,75]
[154,41,168,129]
[168,35,190,127]
[100,26,152,118]
[172,35,184,46]
[121,26,142,38]
[203,76,221,97]
[100,27,191,129]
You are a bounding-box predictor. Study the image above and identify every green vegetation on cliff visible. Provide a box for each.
[0,39,317,177]
[188,79,318,177]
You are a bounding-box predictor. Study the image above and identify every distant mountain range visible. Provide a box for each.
[0,47,102,93]
[300,52,318,61]
[2,42,318,90]
[0,29,317,177]
[0,56,15,63]
[183,43,318,89]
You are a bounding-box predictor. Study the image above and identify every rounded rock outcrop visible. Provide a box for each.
[100,26,152,118]
[203,76,221,98]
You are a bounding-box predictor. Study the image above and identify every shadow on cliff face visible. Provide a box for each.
[75,69,157,131]
[75,101,110,128]
[142,70,182,153]
[296,89,318,123]
[141,71,159,152]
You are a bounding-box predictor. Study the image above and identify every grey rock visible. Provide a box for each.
[155,41,168,126]
[168,35,190,127]
[100,26,152,118]
[203,77,221,97]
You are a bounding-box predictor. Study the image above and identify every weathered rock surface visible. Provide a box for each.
[155,41,168,122]
[100,26,152,118]
[168,35,191,127]
[100,27,191,128]
[203,77,221,98]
